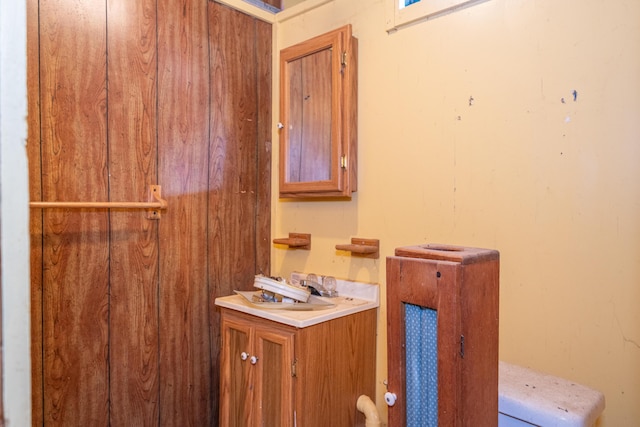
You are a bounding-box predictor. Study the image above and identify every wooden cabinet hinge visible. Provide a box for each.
[291,359,297,377]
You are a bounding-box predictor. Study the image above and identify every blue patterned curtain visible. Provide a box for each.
[404,303,438,426]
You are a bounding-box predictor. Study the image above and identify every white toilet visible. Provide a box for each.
[499,361,605,426]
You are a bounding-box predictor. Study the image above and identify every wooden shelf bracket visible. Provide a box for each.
[273,233,311,250]
[29,184,168,220]
[335,237,379,259]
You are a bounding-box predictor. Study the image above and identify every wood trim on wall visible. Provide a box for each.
[26,0,43,424]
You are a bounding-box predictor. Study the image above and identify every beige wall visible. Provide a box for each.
[272,0,640,425]
[282,0,307,8]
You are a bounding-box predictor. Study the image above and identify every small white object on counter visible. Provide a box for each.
[215,272,379,328]
[252,274,311,302]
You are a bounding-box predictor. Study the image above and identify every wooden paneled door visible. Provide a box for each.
[27,1,271,425]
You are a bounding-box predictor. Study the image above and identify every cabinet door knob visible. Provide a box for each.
[240,352,249,361]
[384,392,397,406]
[250,356,259,365]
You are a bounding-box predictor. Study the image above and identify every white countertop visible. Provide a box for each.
[215,273,379,328]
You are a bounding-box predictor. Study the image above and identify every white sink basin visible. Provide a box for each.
[215,272,379,328]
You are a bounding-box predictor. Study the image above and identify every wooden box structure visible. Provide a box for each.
[386,244,499,426]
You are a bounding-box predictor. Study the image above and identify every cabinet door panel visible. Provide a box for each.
[254,328,295,427]
[279,24,358,198]
[220,316,254,426]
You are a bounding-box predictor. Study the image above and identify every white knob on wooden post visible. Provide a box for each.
[384,392,397,406]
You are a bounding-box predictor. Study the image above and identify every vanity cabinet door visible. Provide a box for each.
[219,310,296,427]
[219,315,254,427]
[254,326,295,427]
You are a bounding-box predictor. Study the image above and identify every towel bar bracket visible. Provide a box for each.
[146,185,165,220]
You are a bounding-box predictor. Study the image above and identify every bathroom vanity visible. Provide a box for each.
[215,276,378,426]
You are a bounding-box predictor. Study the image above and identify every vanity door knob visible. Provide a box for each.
[240,352,249,361]
[250,356,259,365]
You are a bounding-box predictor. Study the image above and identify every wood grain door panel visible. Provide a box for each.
[156,0,212,424]
[38,0,110,425]
[28,1,271,425]
[106,0,160,425]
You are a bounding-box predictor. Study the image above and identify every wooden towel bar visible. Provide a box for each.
[29,185,167,219]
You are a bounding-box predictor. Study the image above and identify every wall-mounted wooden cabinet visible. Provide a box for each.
[278,25,358,198]
[219,307,376,426]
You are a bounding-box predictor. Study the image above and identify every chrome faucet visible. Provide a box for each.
[300,278,339,298]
